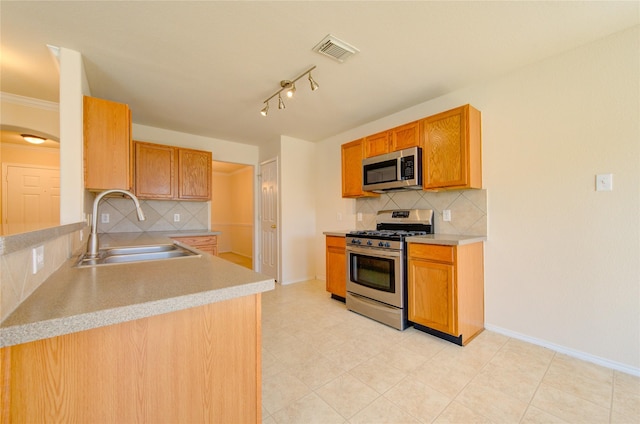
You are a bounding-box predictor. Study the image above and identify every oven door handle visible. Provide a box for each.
[346,245,401,259]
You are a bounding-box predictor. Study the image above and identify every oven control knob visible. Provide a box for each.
[351,238,361,245]
[385,242,391,248]
[366,240,373,246]
[378,241,384,247]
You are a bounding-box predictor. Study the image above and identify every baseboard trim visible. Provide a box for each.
[484,324,640,377]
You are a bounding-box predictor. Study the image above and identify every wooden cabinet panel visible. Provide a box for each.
[390,121,420,151]
[408,242,484,345]
[408,243,454,264]
[341,139,378,198]
[135,141,176,199]
[178,148,212,200]
[408,258,456,335]
[134,141,211,201]
[1,295,261,423]
[326,236,346,299]
[172,235,218,256]
[364,131,390,158]
[422,105,482,190]
[83,96,132,190]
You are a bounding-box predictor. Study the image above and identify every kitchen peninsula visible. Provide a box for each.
[0,232,274,423]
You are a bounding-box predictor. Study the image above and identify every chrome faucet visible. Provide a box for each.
[86,189,146,258]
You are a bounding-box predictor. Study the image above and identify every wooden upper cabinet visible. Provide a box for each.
[422,104,482,190]
[83,96,132,190]
[341,139,378,198]
[390,121,420,151]
[134,141,176,199]
[134,141,211,201]
[364,131,390,158]
[178,148,212,200]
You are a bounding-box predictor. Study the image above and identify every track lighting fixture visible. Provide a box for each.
[260,65,319,116]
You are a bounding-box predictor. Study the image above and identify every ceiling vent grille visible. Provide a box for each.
[312,34,359,63]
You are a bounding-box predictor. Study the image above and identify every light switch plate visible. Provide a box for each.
[443,210,452,222]
[596,173,613,191]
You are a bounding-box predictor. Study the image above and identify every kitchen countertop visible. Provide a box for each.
[323,230,486,245]
[0,232,274,348]
[406,234,487,245]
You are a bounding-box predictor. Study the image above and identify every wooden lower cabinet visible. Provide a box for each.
[1,294,262,424]
[325,235,346,299]
[407,242,484,345]
[172,235,218,256]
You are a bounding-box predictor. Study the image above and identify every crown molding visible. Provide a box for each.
[0,92,59,112]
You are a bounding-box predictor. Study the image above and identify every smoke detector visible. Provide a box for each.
[312,34,359,63]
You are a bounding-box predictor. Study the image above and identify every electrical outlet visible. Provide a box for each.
[174,213,181,222]
[101,213,110,224]
[32,245,44,274]
[357,212,363,222]
[443,210,452,222]
[337,212,342,221]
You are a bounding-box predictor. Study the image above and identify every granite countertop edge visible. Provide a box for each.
[0,279,273,348]
[0,231,274,348]
[406,234,487,245]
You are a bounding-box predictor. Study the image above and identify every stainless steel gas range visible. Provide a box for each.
[345,209,434,330]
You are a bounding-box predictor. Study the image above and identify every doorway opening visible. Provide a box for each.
[211,160,254,269]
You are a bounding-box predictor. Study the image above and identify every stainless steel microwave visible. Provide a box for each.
[362,146,422,192]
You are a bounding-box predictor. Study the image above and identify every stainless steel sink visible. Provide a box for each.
[75,243,200,267]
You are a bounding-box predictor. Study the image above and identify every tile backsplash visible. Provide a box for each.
[356,189,487,236]
[96,199,209,233]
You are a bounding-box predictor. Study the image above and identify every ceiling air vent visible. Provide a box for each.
[312,34,359,63]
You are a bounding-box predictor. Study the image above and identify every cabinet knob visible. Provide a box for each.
[271,224,277,229]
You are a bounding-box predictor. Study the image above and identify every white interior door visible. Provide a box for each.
[260,159,278,281]
[2,164,60,235]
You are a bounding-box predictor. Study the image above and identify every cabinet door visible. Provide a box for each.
[390,121,420,151]
[408,258,456,336]
[178,149,212,200]
[326,236,346,298]
[84,96,132,190]
[364,131,390,158]
[342,139,373,198]
[422,104,482,190]
[134,142,176,199]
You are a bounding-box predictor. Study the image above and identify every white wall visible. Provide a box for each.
[280,136,317,284]
[59,47,88,225]
[315,26,640,373]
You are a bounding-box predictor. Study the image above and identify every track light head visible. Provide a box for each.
[281,80,296,98]
[260,102,269,116]
[308,73,319,91]
[278,93,285,109]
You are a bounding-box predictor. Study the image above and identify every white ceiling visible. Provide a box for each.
[2,1,638,147]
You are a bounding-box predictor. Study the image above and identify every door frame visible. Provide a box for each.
[259,157,280,283]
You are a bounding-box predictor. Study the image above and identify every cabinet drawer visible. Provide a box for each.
[172,235,218,247]
[409,243,454,263]
[326,236,346,249]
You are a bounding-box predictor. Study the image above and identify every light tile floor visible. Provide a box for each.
[261,280,640,423]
